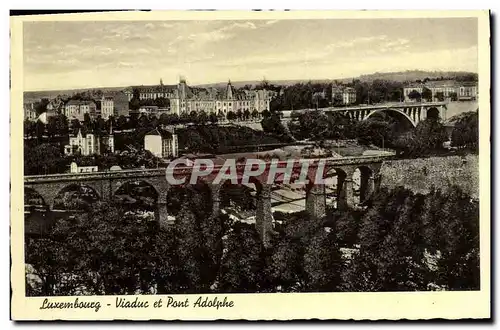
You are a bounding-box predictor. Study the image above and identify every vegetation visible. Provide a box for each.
[25,185,479,295]
[450,111,478,152]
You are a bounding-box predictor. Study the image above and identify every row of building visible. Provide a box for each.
[25,77,275,123]
[64,92,129,121]
[403,80,478,102]
[123,78,275,116]
[63,126,178,160]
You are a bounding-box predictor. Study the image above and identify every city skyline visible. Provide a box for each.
[23,17,478,91]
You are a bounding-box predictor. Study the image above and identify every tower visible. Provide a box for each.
[226,79,234,100]
[160,78,163,86]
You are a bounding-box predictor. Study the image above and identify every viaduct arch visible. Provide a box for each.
[24,156,389,247]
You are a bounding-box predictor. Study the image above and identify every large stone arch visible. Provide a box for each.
[364,108,417,127]
[24,187,47,208]
[113,179,160,212]
[52,183,101,211]
[426,107,441,120]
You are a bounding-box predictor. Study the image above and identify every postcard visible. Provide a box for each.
[10,10,490,320]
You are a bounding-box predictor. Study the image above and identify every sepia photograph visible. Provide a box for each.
[10,10,490,320]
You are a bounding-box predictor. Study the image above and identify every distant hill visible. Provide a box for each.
[23,86,127,102]
[353,70,478,83]
[198,70,477,88]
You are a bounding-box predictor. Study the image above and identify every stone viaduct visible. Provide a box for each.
[24,155,393,246]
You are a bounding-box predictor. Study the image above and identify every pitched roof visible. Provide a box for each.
[145,128,174,139]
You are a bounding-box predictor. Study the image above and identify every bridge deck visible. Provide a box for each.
[24,154,395,183]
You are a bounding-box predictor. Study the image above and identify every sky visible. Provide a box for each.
[23,17,478,91]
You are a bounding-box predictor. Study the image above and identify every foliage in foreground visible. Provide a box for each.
[25,185,479,295]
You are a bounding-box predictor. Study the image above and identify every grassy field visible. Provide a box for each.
[380,154,479,199]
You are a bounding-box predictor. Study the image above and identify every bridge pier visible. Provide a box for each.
[337,178,355,210]
[305,184,326,219]
[156,201,170,229]
[255,184,273,248]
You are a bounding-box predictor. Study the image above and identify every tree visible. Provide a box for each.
[449,92,458,102]
[24,143,62,175]
[208,113,218,124]
[83,113,92,130]
[408,90,422,102]
[173,204,208,293]
[116,115,128,130]
[179,112,190,124]
[251,109,259,119]
[70,118,81,130]
[261,110,271,119]
[188,111,199,124]
[35,120,45,142]
[435,91,445,102]
[243,109,251,121]
[46,114,68,138]
[261,113,287,137]
[35,98,50,115]
[25,201,178,296]
[94,116,106,135]
[421,87,432,102]
[226,111,236,121]
[216,223,266,293]
[24,119,36,137]
[451,111,478,151]
[129,88,141,111]
[236,110,243,121]
[303,229,343,292]
[198,111,208,125]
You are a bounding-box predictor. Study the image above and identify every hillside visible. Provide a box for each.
[23,86,127,102]
[355,70,478,83]
[197,70,477,88]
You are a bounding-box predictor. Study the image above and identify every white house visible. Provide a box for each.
[144,128,178,158]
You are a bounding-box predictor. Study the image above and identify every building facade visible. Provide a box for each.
[64,128,114,156]
[24,102,37,121]
[123,79,177,101]
[125,78,273,117]
[170,79,273,116]
[64,100,97,121]
[144,128,178,158]
[332,86,357,105]
[404,81,478,102]
[69,162,99,174]
[101,96,114,120]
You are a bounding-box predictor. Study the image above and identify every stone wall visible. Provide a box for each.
[379,154,479,199]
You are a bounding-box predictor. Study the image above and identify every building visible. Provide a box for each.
[138,105,170,117]
[123,78,177,101]
[170,78,273,116]
[64,127,114,156]
[64,100,97,121]
[23,102,37,121]
[332,86,357,105]
[101,96,114,120]
[458,82,478,101]
[404,80,478,102]
[125,78,273,117]
[69,162,99,174]
[144,128,178,158]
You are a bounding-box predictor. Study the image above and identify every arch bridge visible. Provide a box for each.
[24,155,393,247]
[283,102,448,127]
